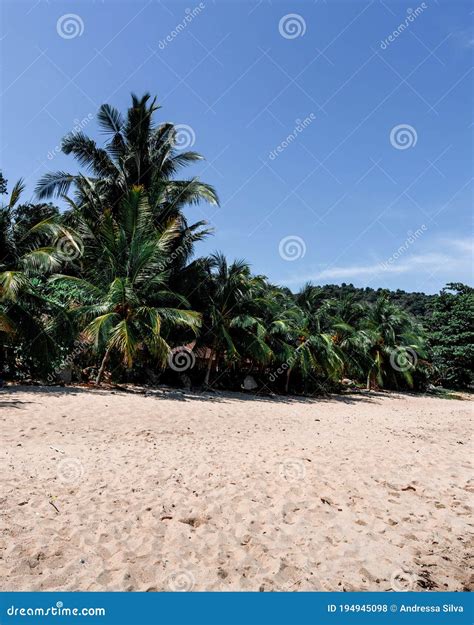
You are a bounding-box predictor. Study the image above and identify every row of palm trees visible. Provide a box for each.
[0,94,427,392]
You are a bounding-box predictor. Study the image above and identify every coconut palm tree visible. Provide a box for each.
[244,283,340,393]
[326,294,372,381]
[194,253,272,385]
[35,94,218,225]
[51,187,201,384]
[285,283,342,391]
[294,282,331,333]
[0,180,79,379]
[36,94,219,300]
[364,296,426,389]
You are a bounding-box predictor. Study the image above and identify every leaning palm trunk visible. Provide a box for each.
[96,344,113,385]
[366,371,372,390]
[204,357,212,386]
[203,340,218,386]
[366,368,377,390]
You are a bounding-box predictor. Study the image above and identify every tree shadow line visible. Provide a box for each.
[0,384,393,406]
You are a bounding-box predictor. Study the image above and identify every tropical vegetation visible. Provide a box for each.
[1,94,472,393]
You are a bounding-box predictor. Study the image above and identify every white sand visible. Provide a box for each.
[1,386,472,592]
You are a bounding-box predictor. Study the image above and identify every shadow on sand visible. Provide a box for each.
[0,384,391,406]
[0,397,36,409]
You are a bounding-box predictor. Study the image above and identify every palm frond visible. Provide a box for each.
[0,271,29,302]
[97,103,124,135]
[35,172,77,199]
[84,312,119,347]
[9,179,25,209]
[109,318,139,367]
[62,132,117,178]
[21,248,61,273]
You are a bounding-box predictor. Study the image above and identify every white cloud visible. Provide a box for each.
[280,237,473,285]
[445,238,474,253]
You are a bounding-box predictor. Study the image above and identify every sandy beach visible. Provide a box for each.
[0,387,472,592]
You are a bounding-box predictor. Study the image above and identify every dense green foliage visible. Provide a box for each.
[315,284,436,319]
[426,283,474,389]
[1,95,472,392]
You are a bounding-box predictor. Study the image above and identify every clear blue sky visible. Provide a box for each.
[1,0,472,294]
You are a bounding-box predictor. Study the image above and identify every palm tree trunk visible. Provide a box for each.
[204,340,219,386]
[284,367,292,394]
[366,369,375,391]
[204,351,213,386]
[96,345,113,385]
